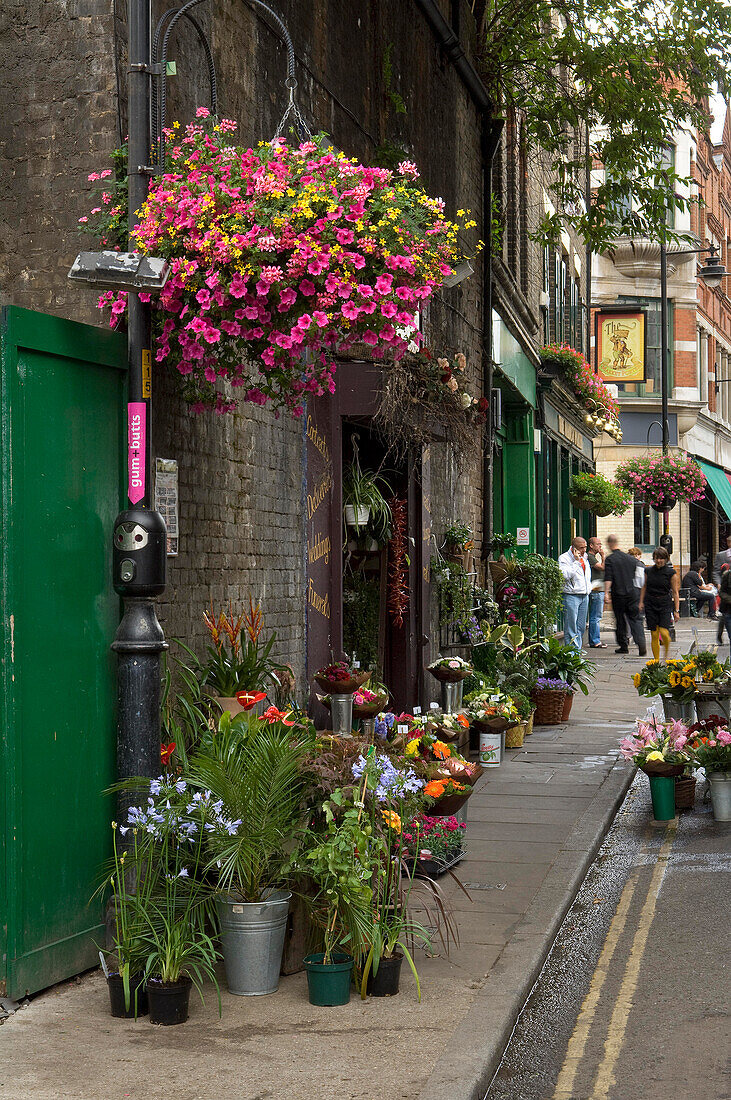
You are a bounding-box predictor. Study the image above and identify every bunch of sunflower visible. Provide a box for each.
[632,659,673,698]
[692,649,729,685]
[664,657,698,701]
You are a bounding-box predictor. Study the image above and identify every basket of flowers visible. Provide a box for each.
[427,655,473,684]
[531,677,572,725]
[504,693,533,747]
[314,660,371,695]
[466,692,518,733]
[614,452,706,512]
[423,775,473,816]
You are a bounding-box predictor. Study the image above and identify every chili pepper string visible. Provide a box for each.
[387,496,409,626]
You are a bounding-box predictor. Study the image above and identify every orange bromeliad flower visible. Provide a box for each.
[243,595,263,644]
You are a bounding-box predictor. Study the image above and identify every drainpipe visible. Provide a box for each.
[414,0,502,561]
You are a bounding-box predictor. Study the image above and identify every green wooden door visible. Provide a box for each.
[1,306,126,998]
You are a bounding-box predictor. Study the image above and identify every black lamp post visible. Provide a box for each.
[658,240,728,546]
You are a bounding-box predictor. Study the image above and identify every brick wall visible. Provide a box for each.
[0,0,488,683]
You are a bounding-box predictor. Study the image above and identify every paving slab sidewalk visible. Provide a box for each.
[3,633,700,1100]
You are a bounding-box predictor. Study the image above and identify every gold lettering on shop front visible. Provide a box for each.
[308,578,330,619]
[308,531,331,566]
[306,415,330,464]
[307,470,332,520]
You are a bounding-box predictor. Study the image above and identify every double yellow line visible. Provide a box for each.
[552,821,677,1100]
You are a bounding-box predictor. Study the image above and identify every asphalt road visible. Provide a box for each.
[484,773,731,1100]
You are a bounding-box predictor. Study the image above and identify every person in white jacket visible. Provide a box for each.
[558,536,591,649]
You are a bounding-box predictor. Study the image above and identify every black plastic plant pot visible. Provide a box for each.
[651,495,676,513]
[147,976,192,1025]
[366,952,403,997]
[107,972,148,1019]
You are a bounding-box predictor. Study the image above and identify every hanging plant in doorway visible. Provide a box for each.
[87,114,478,415]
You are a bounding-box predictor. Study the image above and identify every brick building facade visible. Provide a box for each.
[592,99,731,584]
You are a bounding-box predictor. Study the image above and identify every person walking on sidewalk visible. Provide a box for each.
[604,535,647,656]
[558,536,591,649]
[712,533,731,586]
[587,535,607,648]
[718,564,731,648]
[639,546,680,661]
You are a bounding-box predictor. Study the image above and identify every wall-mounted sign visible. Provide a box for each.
[516,527,530,546]
[155,458,178,556]
[596,309,646,383]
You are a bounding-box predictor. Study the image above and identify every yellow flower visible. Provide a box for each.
[381,810,401,834]
[681,676,694,689]
[682,663,694,673]
[633,673,641,688]
[668,671,681,687]
[646,750,664,762]
[646,659,659,666]
[704,670,714,681]
[405,738,421,757]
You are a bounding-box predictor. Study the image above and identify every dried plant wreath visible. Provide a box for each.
[374,348,487,466]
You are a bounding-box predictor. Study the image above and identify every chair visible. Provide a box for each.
[678,588,698,618]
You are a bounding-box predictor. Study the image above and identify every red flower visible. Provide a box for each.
[236,690,268,710]
[262,705,295,726]
[160,742,176,765]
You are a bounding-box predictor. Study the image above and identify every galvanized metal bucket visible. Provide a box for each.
[694,693,731,723]
[661,697,696,724]
[330,692,353,736]
[441,679,464,714]
[707,771,731,821]
[217,889,291,996]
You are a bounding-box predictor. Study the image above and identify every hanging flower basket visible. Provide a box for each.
[90,115,477,415]
[539,344,622,440]
[614,452,706,510]
[568,472,631,516]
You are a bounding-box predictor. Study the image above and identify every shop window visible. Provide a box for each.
[633,501,658,550]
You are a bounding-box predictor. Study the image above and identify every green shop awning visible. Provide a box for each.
[697,459,731,520]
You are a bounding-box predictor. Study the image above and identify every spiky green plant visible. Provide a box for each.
[188,711,317,902]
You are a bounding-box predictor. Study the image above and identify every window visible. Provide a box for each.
[633,501,658,549]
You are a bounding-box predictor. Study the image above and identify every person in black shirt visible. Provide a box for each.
[603,535,647,656]
[640,546,680,661]
[681,560,717,619]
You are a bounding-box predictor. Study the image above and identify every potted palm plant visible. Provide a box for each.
[188,709,317,996]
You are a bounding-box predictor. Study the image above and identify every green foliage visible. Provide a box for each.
[161,643,215,769]
[188,711,317,902]
[343,571,381,671]
[444,523,473,549]
[472,0,731,251]
[570,472,631,516]
[343,452,393,544]
[292,787,377,965]
[539,637,596,694]
[491,531,516,554]
[432,557,474,627]
[502,553,564,637]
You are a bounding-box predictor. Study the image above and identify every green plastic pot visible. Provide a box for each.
[649,775,676,821]
[303,952,353,1006]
